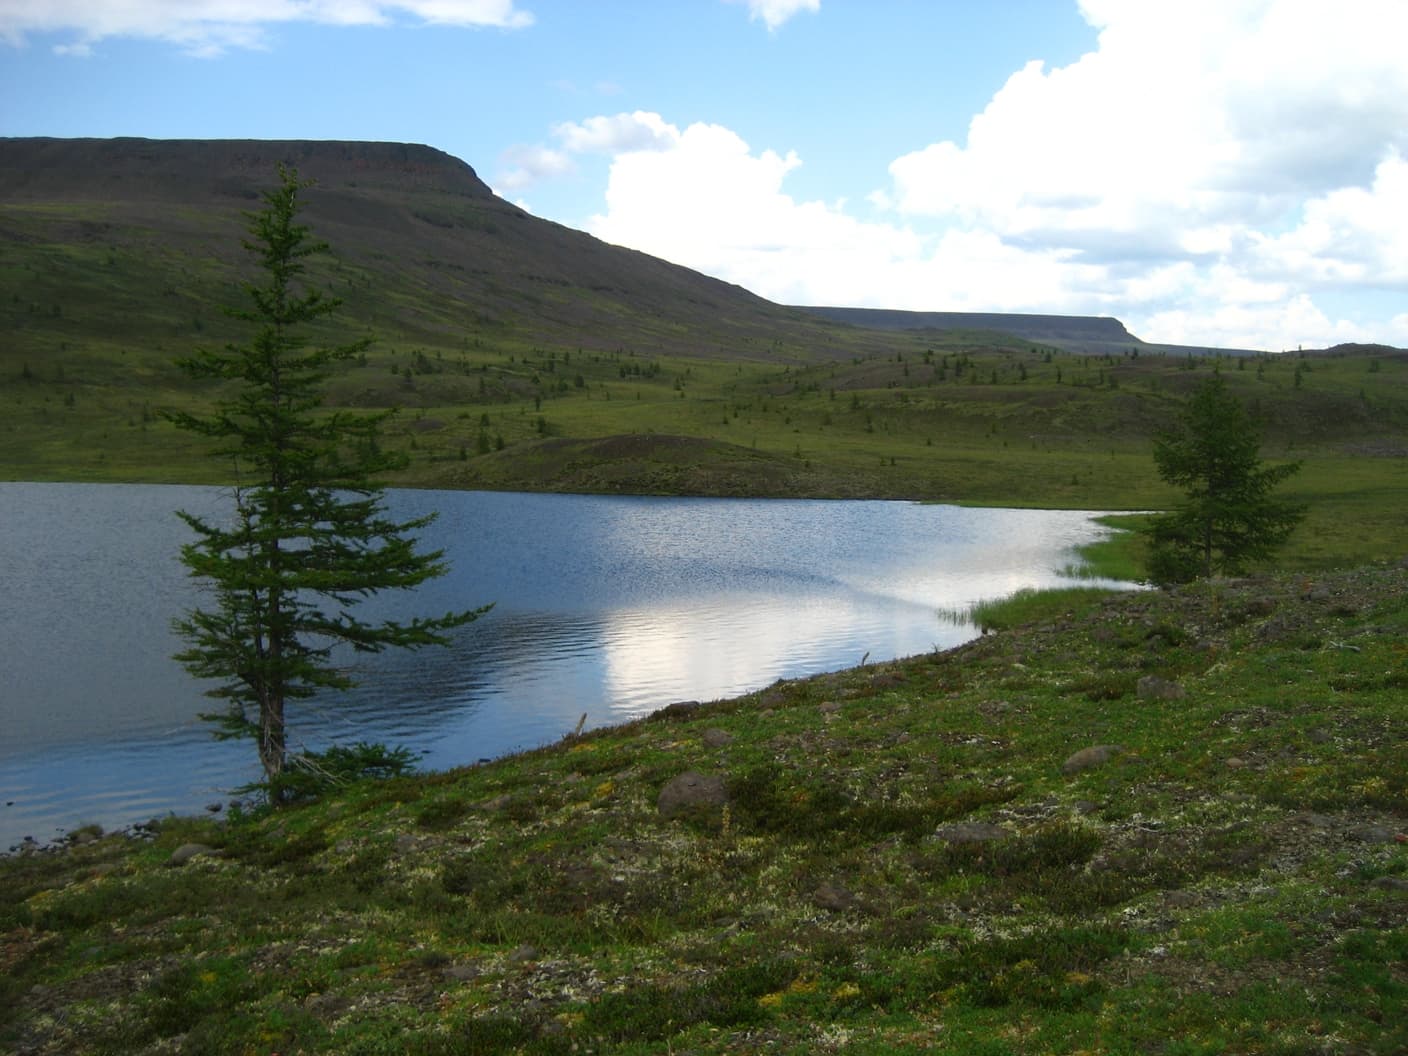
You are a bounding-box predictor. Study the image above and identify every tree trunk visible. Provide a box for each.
[258,693,286,792]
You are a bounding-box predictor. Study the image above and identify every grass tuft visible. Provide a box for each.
[948,585,1120,633]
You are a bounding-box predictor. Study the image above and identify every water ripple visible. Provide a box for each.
[1,484,1127,848]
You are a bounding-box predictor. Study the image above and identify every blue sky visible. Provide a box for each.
[3,0,1407,352]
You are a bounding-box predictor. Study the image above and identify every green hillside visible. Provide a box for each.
[3,137,1407,569]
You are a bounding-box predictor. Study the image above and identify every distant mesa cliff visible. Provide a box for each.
[796,306,1264,357]
[797,306,1142,355]
[0,137,494,201]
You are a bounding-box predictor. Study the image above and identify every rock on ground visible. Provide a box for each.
[1062,744,1125,775]
[657,771,729,819]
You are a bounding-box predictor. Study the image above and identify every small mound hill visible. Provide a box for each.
[443,433,867,498]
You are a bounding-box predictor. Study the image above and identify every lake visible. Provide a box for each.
[0,483,1126,849]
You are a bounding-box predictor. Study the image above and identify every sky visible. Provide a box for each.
[3,0,1407,353]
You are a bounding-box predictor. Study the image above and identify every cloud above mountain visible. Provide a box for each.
[9,0,1406,350]
[520,0,1408,350]
[725,0,820,32]
[0,0,814,57]
[0,0,535,56]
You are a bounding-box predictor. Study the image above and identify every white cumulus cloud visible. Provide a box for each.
[558,1,1408,351]
[724,0,820,32]
[495,144,573,192]
[1248,151,1408,286]
[495,110,678,195]
[869,0,1408,348]
[582,116,922,307]
[552,111,678,155]
[0,0,533,55]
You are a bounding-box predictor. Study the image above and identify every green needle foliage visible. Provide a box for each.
[1145,375,1305,584]
[168,166,489,798]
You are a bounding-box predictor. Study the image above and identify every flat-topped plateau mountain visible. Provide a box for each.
[3,136,1212,361]
[1,135,836,359]
[796,306,1263,358]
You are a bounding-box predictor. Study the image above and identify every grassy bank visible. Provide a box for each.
[8,326,1407,570]
[4,564,1405,1054]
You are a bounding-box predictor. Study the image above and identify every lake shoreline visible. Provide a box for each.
[2,484,1123,851]
[4,562,1403,1052]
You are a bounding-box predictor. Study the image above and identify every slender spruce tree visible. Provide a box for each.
[169,166,487,797]
[1145,375,1305,585]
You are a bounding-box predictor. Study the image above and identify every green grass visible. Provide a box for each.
[946,585,1124,633]
[1065,513,1152,581]
[7,330,1406,569]
[6,175,1408,461]
[5,564,1405,1054]
[6,188,1408,570]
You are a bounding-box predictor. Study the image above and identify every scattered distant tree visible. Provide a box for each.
[1144,376,1305,585]
[168,166,488,799]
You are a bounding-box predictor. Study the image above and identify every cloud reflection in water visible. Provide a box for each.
[1,485,1126,847]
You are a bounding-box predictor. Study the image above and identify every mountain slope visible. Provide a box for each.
[0,136,876,361]
[2,136,1196,361]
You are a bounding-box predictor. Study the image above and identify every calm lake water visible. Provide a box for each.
[0,483,1125,849]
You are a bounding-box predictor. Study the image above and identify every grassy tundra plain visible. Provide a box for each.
[6,229,1408,569]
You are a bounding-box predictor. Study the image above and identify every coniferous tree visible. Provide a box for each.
[168,167,487,797]
[1145,375,1304,585]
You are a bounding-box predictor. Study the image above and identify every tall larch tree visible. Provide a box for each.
[168,166,488,798]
